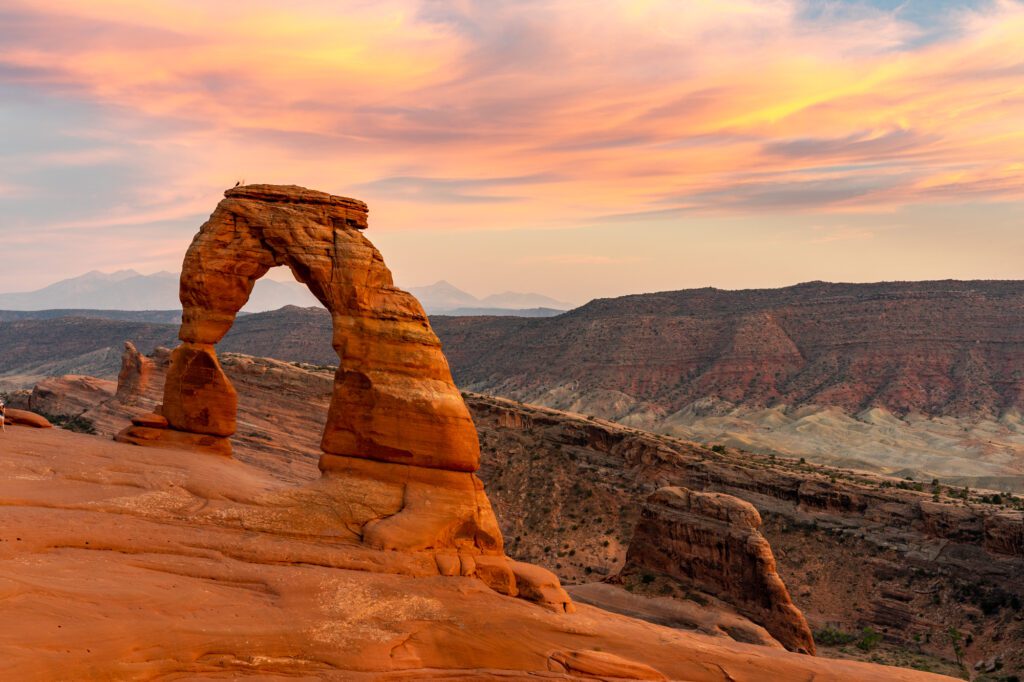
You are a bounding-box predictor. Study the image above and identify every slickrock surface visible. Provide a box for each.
[2,407,52,428]
[0,426,957,680]
[621,487,816,654]
[145,184,478,472]
[25,351,1024,675]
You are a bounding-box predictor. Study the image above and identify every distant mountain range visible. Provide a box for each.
[2,280,1023,488]
[0,270,319,313]
[404,281,572,315]
[0,271,573,316]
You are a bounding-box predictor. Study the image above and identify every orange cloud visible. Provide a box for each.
[1,0,1023,236]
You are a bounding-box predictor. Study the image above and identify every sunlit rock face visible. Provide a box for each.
[622,486,816,655]
[130,184,480,473]
[115,184,505,557]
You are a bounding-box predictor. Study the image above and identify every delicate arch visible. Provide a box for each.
[161,185,479,472]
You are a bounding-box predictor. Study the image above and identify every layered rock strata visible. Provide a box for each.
[621,486,816,655]
[120,184,478,473]
[111,185,570,612]
[114,341,153,405]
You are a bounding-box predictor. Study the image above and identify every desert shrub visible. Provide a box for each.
[856,627,883,652]
[39,412,97,435]
[710,445,726,454]
[813,627,857,647]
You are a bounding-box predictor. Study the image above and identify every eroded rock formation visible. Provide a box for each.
[114,341,153,405]
[621,486,816,655]
[150,184,478,472]
[111,184,571,610]
[3,408,52,428]
[2,424,958,679]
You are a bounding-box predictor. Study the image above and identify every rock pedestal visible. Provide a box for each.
[622,486,816,654]
[115,341,154,405]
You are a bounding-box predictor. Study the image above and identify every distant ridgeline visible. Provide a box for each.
[430,280,1024,419]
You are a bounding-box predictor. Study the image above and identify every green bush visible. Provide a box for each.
[813,626,857,647]
[39,412,97,435]
[857,627,883,652]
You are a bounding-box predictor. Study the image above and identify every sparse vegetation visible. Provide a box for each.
[856,627,883,652]
[814,626,857,647]
[37,411,97,435]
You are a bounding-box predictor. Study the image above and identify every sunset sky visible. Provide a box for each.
[1,0,1022,303]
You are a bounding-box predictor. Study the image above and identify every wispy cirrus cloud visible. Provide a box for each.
[0,0,1023,292]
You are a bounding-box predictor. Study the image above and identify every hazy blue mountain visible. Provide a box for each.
[479,291,573,309]
[406,281,481,311]
[0,271,317,312]
[407,281,572,314]
[0,272,571,315]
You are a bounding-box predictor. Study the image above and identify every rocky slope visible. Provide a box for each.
[22,349,1023,678]
[5,423,958,680]
[430,281,1024,488]
[470,395,1024,679]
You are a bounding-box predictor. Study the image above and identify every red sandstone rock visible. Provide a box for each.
[114,424,232,456]
[622,486,816,655]
[509,560,575,612]
[115,341,154,405]
[162,342,237,437]
[3,408,52,428]
[0,402,959,680]
[547,649,669,680]
[160,184,478,472]
[130,412,168,428]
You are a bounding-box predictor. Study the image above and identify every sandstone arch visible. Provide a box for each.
[160,184,479,472]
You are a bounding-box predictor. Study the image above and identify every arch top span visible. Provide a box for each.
[160,184,480,473]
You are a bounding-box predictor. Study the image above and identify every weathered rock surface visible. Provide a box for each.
[0,425,957,680]
[621,486,816,654]
[157,184,478,472]
[33,350,1024,674]
[2,408,52,428]
[114,340,153,404]
[469,394,1024,676]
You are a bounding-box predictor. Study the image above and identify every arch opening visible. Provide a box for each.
[159,184,480,473]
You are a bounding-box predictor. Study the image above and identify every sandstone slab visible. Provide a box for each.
[3,408,52,428]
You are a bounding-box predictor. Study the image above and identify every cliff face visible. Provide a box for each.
[433,280,1024,418]
[468,394,1024,676]
[622,487,816,655]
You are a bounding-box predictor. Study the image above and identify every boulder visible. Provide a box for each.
[4,408,52,429]
[114,424,231,456]
[621,486,816,655]
[130,413,169,429]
